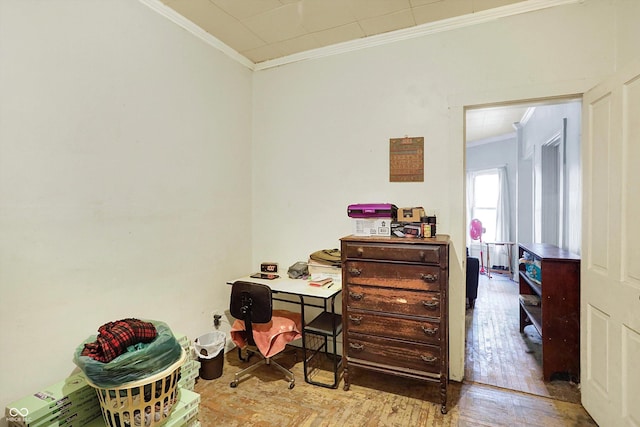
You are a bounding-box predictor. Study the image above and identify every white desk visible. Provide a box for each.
[227,275,343,388]
[484,242,515,279]
[227,275,341,299]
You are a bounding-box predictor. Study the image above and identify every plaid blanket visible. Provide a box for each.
[81,318,157,363]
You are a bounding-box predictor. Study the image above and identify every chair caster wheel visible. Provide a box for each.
[288,382,295,389]
[230,381,238,388]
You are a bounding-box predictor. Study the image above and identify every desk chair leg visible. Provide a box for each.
[230,352,296,389]
[267,358,295,389]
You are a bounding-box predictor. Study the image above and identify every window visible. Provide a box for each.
[471,172,499,242]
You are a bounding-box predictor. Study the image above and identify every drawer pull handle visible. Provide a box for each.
[349,315,362,325]
[420,273,438,282]
[349,342,364,352]
[420,354,437,364]
[422,300,439,310]
[356,247,364,257]
[348,267,362,277]
[349,292,363,301]
[421,326,438,336]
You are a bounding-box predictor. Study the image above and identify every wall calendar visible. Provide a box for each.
[389,136,424,182]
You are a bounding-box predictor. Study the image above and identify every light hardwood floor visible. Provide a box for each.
[193,274,596,426]
[465,273,582,404]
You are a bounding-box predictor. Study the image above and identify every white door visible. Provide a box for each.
[582,59,640,426]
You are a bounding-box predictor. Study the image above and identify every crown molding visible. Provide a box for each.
[519,107,536,126]
[255,0,580,71]
[138,0,255,71]
[141,0,579,72]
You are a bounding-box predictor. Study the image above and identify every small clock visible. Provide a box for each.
[261,262,278,273]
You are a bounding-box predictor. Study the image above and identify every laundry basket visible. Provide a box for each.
[86,349,186,427]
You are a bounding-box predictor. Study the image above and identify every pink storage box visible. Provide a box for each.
[347,203,398,220]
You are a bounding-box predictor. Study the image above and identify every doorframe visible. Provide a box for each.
[538,119,567,247]
[448,88,587,383]
[461,95,581,393]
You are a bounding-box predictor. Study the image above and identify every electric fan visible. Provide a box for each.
[469,219,486,274]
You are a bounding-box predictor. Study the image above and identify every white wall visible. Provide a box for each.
[522,101,582,254]
[2,0,640,418]
[251,0,639,382]
[0,0,252,417]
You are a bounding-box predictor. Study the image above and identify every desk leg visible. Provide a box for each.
[299,295,308,381]
[486,243,492,278]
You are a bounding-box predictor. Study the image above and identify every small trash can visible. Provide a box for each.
[194,331,226,380]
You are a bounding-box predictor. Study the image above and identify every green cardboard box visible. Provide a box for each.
[29,393,98,427]
[82,387,200,427]
[5,374,95,425]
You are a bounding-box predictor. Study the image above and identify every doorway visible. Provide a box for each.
[464,98,581,402]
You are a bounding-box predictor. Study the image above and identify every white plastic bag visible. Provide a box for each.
[194,331,226,359]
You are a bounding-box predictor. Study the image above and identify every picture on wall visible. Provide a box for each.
[390,136,424,182]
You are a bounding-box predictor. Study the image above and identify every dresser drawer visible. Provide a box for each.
[343,241,442,264]
[345,284,441,318]
[344,261,442,292]
[346,310,441,345]
[347,332,442,375]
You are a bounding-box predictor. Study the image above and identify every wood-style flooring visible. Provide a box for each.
[193,273,596,426]
[465,273,582,404]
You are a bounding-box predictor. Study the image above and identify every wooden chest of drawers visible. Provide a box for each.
[340,235,450,414]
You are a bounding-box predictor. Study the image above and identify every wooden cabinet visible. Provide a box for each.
[340,235,450,414]
[518,243,580,381]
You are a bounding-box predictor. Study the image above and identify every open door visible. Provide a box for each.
[581,59,640,425]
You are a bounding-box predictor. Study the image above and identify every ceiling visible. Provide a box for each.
[159,0,527,64]
[466,105,530,144]
[152,0,561,143]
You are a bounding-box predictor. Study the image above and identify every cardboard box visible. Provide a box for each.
[31,403,101,427]
[5,374,96,425]
[178,378,196,391]
[174,333,190,348]
[398,207,425,222]
[165,406,199,427]
[352,218,391,237]
[164,388,200,427]
[82,387,200,427]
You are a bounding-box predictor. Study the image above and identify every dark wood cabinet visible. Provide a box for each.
[340,235,450,414]
[518,243,580,381]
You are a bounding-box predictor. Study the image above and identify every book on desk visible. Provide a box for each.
[309,277,333,287]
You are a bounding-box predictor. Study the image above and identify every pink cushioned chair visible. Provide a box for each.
[229,281,301,389]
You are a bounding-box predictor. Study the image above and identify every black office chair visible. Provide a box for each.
[467,248,480,309]
[229,281,299,389]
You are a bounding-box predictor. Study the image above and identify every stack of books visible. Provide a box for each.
[308,277,334,287]
[307,259,341,282]
[5,373,101,427]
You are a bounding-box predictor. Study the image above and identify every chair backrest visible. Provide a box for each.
[230,281,273,346]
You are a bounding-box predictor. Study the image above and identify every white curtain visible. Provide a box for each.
[494,166,511,266]
[466,170,478,257]
[466,167,511,265]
